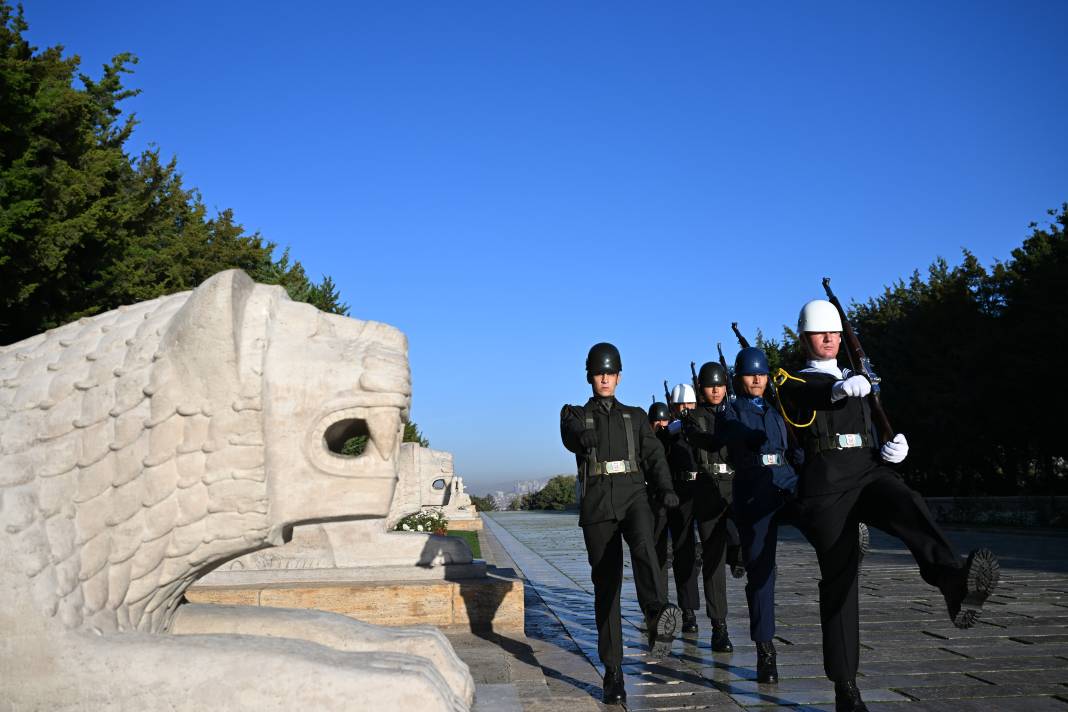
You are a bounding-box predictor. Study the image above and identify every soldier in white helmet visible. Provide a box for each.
[776,300,1000,712]
[654,383,700,631]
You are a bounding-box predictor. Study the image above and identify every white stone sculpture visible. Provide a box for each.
[0,270,474,710]
[388,445,478,528]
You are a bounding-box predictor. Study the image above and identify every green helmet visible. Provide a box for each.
[698,361,728,387]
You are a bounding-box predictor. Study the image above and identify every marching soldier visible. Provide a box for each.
[688,348,801,684]
[560,343,682,706]
[647,400,672,602]
[660,383,700,633]
[777,300,1000,712]
[675,361,742,652]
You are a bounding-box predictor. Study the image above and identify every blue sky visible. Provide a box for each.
[24,1,1068,492]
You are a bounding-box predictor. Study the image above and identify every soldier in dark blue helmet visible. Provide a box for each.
[686,347,801,685]
[560,343,682,706]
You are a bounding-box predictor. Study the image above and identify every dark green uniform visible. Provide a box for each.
[561,396,675,669]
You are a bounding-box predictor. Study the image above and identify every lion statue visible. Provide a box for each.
[0,270,474,710]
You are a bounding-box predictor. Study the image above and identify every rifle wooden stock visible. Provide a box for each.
[821,277,895,441]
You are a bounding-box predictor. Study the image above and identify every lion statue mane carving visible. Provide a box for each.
[0,270,473,710]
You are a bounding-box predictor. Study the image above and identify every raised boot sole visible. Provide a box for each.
[648,604,681,658]
[953,548,1000,629]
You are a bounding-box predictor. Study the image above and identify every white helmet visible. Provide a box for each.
[798,299,842,333]
[671,383,696,404]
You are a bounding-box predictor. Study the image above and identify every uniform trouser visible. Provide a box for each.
[667,477,736,619]
[582,494,666,669]
[734,483,799,643]
[800,466,964,682]
[649,495,670,602]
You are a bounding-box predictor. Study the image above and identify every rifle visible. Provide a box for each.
[663,379,673,406]
[690,361,701,402]
[731,322,750,349]
[822,277,895,441]
[717,342,736,400]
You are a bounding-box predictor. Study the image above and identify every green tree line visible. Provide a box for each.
[755,205,1068,497]
[0,2,345,345]
[509,475,577,511]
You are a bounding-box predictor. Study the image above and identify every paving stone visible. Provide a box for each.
[473,683,522,712]
[891,683,1068,700]
[481,511,1068,710]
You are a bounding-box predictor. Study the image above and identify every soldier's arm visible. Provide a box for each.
[560,404,588,454]
[683,413,726,452]
[637,414,674,494]
[715,403,768,451]
[777,375,837,412]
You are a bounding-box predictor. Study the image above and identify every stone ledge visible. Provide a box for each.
[448,516,484,531]
[186,568,523,631]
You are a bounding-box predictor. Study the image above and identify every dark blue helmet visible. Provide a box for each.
[735,347,769,376]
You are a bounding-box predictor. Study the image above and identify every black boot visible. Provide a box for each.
[710,619,733,653]
[646,603,681,657]
[602,667,626,705]
[755,640,778,684]
[834,679,868,712]
[681,608,699,634]
[944,548,1000,628]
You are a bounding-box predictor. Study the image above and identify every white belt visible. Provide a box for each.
[761,453,783,466]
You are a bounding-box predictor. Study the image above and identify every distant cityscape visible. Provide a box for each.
[485,478,554,510]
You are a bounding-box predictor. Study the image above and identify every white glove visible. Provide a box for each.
[667,419,683,434]
[881,433,908,464]
[831,375,872,402]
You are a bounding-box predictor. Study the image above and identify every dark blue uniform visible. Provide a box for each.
[718,395,800,643]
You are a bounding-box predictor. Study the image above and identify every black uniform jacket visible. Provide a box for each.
[777,369,883,497]
[561,396,674,526]
[680,405,731,473]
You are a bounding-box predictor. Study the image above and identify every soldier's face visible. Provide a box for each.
[804,331,841,360]
[590,371,620,397]
[703,385,727,405]
[652,419,669,431]
[741,374,767,397]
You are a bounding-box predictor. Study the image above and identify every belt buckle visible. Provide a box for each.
[837,433,860,449]
[714,463,729,474]
[604,460,626,475]
[761,454,781,466]
[686,471,698,481]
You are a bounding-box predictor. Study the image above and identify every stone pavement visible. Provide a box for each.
[472,510,1068,711]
